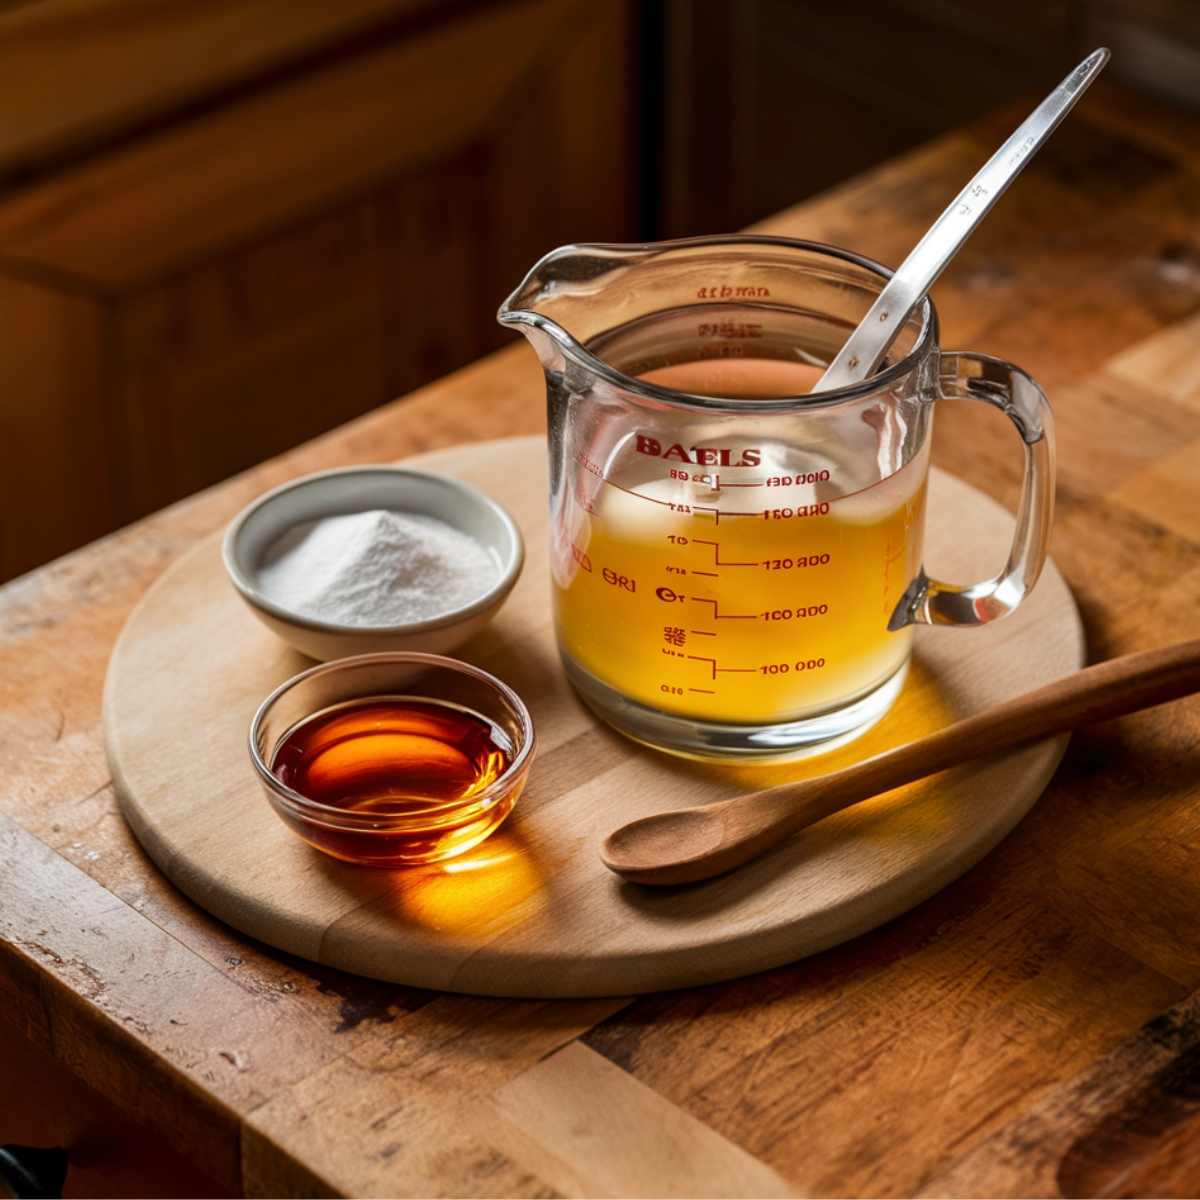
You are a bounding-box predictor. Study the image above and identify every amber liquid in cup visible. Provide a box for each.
[270,696,515,865]
[553,355,929,728]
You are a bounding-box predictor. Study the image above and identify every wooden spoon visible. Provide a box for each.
[601,638,1200,886]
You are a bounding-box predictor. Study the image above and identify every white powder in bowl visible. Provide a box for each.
[256,509,501,628]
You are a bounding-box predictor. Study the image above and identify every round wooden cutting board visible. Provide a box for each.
[104,436,1084,998]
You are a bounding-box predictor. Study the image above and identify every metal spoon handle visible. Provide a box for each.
[816,48,1110,393]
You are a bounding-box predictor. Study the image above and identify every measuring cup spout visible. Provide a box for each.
[498,313,567,376]
[498,242,664,376]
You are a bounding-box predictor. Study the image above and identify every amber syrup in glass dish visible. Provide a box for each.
[270,696,516,866]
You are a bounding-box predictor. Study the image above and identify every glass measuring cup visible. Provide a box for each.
[499,237,1054,760]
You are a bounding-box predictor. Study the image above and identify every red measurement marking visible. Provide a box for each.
[687,655,717,679]
[692,539,758,567]
[696,284,771,299]
[698,322,764,340]
[692,598,756,619]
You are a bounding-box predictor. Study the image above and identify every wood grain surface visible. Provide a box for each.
[8,79,1200,1197]
[0,0,440,180]
[0,0,637,587]
[103,437,1082,997]
[0,0,574,288]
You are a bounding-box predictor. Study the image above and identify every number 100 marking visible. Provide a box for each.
[760,658,826,674]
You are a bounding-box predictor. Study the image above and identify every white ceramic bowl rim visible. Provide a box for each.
[222,465,525,636]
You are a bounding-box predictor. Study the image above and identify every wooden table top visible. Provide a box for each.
[7,77,1200,1197]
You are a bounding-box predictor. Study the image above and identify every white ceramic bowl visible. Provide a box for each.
[223,466,524,661]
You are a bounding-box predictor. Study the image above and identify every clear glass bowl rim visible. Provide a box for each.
[248,651,536,831]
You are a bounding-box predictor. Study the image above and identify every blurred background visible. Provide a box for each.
[2,0,1198,585]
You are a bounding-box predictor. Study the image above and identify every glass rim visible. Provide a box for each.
[247,651,536,828]
[497,234,940,412]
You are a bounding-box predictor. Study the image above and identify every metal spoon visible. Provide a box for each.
[815,47,1110,393]
[601,637,1200,886]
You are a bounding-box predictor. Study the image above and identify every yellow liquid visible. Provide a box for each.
[554,441,930,725]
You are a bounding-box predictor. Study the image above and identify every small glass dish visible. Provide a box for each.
[249,653,535,867]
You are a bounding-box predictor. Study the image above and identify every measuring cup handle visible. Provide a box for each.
[889,351,1056,631]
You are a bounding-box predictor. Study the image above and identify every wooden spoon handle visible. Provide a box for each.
[603,639,1200,885]
[838,637,1200,801]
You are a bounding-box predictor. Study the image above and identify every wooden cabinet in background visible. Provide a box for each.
[0,0,637,583]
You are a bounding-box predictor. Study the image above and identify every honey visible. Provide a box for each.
[270,696,517,866]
